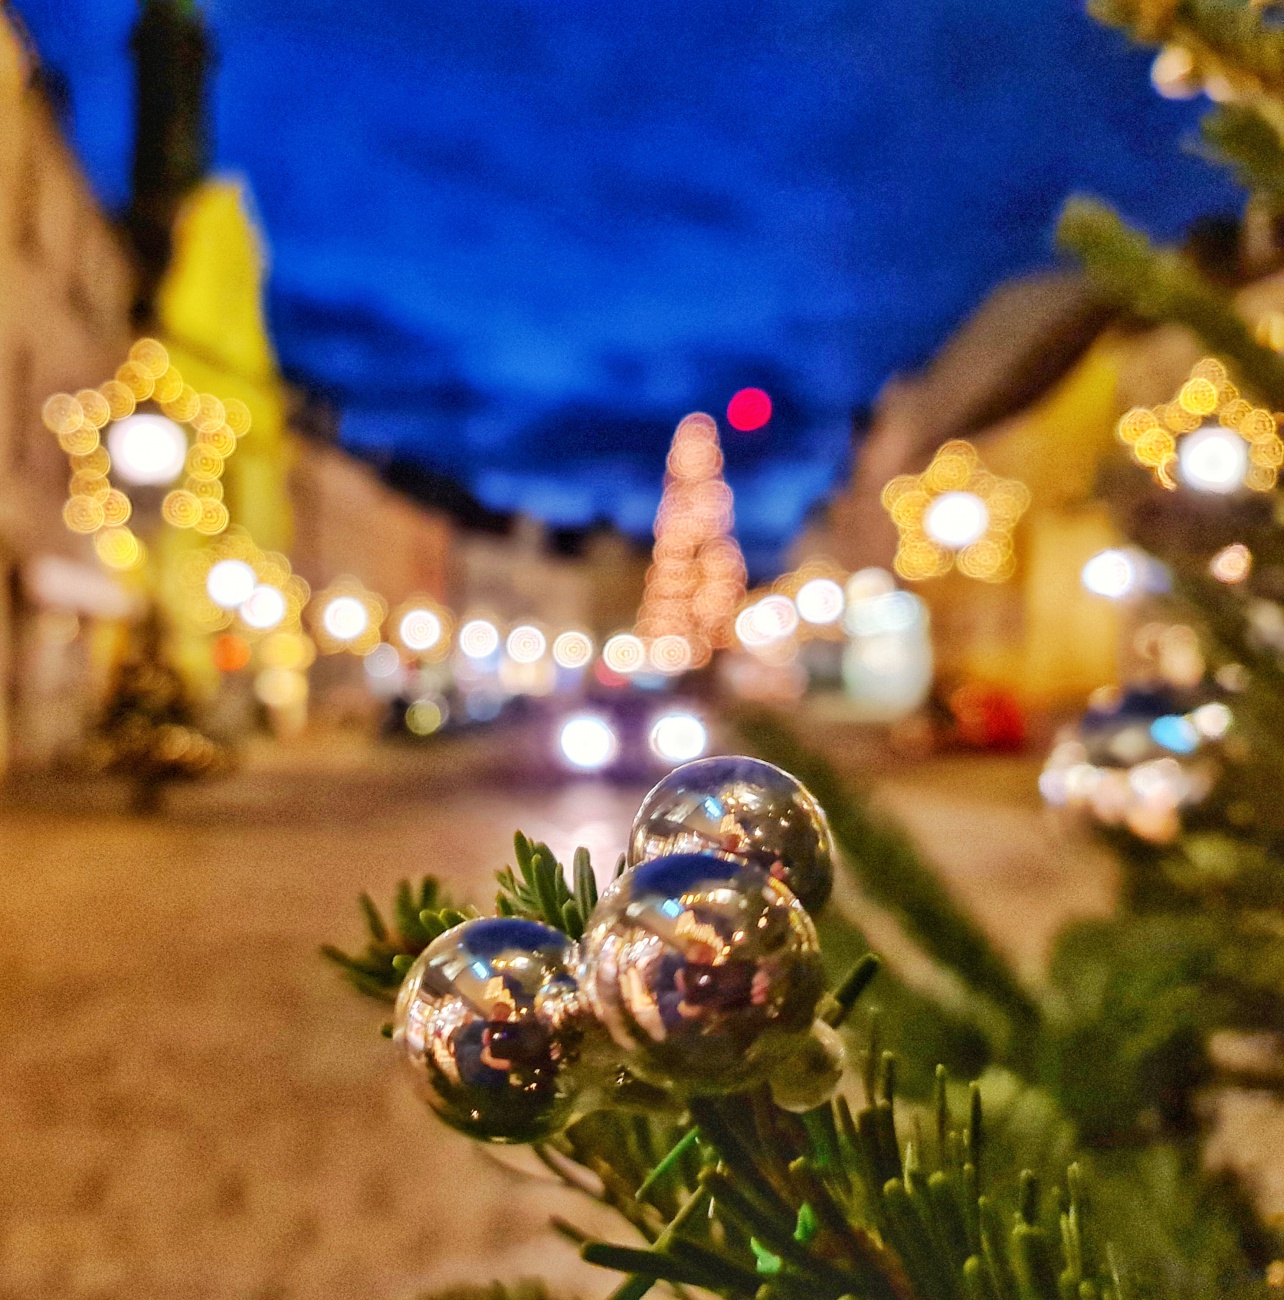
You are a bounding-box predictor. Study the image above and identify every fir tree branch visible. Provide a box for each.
[1201,103,1284,202]
[735,711,1042,1052]
[1057,197,1284,406]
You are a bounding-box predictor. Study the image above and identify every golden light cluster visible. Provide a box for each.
[310,577,387,655]
[178,526,310,637]
[882,440,1030,582]
[634,412,748,670]
[43,338,251,569]
[1117,357,1283,492]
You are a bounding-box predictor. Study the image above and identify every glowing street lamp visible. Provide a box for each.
[649,712,708,764]
[322,595,370,642]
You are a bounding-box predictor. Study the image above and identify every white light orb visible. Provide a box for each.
[739,594,798,649]
[323,596,370,642]
[363,643,401,679]
[649,712,708,764]
[845,567,896,606]
[1081,549,1136,599]
[1191,701,1232,739]
[506,624,547,664]
[240,584,286,630]
[552,630,594,669]
[602,633,645,674]
[1178,426,1249,494]
[400,608,443,652]
[106,413,188,486]
[923,491,989,548]
[558,715,618,771]
[795,577,844,625]
[206,559,257,609]
[459,618,500,659]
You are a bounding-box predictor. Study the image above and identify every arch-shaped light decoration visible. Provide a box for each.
[881,440,1030,583]
[310,577,386,655]
[1116,357,1283,493]
[43,338,252,569]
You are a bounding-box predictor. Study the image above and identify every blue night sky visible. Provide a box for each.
[15,0,1239,569]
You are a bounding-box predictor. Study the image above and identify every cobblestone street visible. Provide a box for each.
[0,728,1123,1300]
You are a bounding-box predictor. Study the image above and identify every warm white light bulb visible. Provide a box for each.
[206,559,257,609]
[399,608,442,652]
[795,577,844,624]
[1178,426,1249,494]
[240,584,286,630]
[107,414,188,486]
[323,596,370,641]
[923,491,989,548]
[552,630,594,669]
[459,618,499,659]
[506,624,547,664]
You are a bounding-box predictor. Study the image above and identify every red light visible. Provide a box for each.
[727,388,772,432]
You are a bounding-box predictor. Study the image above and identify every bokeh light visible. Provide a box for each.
[459,618,500,659]
[364,643,402,678]
[400,607,443,652]
[1210,543,1252,584]
[506,624,547,664]
[795,577,844,624]
[602,633,646,674]
[241,584,287,630]
[649,712,708,764]
[1081,549,1136,599]
[559,715,618,770]
[923,491,989,548]
[107,413,188,486]
[726,387,772,431]
[1178,425,1248,494]
[406,698,447,736]
[322,595,370,642]
[552,630,594,669]
[206,559,258,609]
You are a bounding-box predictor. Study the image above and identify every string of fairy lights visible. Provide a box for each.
[82,343,1284,714]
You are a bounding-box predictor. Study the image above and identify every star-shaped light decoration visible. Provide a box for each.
[1117,357,1283,494]
[881,440,1030,583]
[43,337,250,570]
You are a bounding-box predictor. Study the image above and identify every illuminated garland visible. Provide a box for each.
[42,337,250,570]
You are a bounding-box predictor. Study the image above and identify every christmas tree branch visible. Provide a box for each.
[1201,103,1284,202]
[1091,0,1284,136]
[1057,197,1284,406]
[735,711,1042,1054]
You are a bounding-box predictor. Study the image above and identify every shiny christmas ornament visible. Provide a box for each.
[627,755,836,912]
[580,853,826,1092]
[393,917,589,1143]
[767,1019,846,1113]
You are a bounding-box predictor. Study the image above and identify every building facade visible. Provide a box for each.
[0,14,138,770]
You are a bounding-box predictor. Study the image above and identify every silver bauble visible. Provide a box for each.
[393,917,588,1143]
[627,755,836,911]
[767,1018,846,1113]
[580,852,826,1092]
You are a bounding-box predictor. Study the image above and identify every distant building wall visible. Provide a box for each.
[288,442,453,609]
[0,17,136,769]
